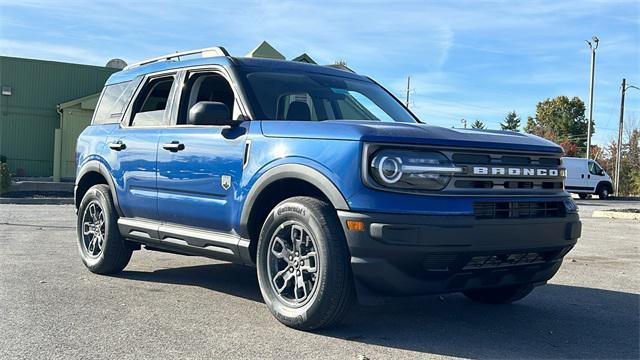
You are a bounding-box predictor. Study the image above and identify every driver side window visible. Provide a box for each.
[589,161,604,176]
[177,72,237,125]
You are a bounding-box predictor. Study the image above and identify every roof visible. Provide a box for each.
[245,41,285,60]
[291,53,317,64]
[106,56,366,86]
[58,92,101,110]
[0,55,117,70]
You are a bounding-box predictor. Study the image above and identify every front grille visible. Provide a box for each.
[473,201,566,219]
[421,253,459,271]
[452,152,560,166]
[445,150,565,195]
[463,252,546,270]
[418,248,569,275]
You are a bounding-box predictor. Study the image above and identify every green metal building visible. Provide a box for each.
[0,56,118,178]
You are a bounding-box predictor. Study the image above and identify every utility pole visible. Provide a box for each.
[461,119,467,129]
[585,36,599,159]
[405,76,411,108]
[614,78,640,196]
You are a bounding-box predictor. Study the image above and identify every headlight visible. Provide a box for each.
[369,149,463,191]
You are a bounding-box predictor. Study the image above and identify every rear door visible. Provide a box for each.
[156,68,249,231]
[106,72,178,220]
[564,158,588,191]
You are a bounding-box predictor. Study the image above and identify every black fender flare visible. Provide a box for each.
[75,160,122,216]
[238,164,350,239]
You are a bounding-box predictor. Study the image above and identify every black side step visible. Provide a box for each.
[117,218,252,264]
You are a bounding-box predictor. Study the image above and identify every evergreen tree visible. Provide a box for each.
[471,120,486,129]
[501,111,520,131]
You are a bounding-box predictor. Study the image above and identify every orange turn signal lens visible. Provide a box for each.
[346,220,365,232]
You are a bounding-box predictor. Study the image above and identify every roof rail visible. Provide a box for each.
[123,46,230,70]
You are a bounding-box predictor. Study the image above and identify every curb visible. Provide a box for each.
[0,198,74,205]
[592,210,640,220]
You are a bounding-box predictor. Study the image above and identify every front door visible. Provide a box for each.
[156,69,248,231]
[107,73,177,220]
[588,161,606,191]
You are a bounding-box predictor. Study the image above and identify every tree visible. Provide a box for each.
[501,111,520,131]
[471,120,486,129]
[594,124,640,196]
[559,140,578,157]
[524,96,592,156]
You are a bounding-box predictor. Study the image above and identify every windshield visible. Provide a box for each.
[239,70,417,123]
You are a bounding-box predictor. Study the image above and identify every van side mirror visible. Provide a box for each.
[188,101,235,126]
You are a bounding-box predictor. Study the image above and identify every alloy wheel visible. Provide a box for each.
[81,201,105,258]
[267,221,320,306]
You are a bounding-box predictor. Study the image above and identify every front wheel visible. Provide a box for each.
[597,185,610,199]
[463,284,534,304]
[256,196,354,330]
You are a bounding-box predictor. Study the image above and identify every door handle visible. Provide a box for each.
[581,174,585,179]
[162,141,185,152]
[108,141,126,151]
[588,175,591,179]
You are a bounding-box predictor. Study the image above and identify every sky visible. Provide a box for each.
[1,0,638,146]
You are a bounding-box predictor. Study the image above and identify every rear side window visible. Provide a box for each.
[92,77,141,125]
[130,76,175,127]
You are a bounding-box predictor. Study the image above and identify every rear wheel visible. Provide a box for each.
[256,196,354,330]
[77,184,132,274]
[463,284,534,304]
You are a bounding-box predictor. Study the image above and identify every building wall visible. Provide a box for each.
[0,56,118,177]
[58,95,99,179]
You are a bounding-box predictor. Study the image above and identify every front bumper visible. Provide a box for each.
[338,210,581,296]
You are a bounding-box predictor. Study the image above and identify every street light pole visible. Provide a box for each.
[405,76,411,108]
[585,36,599,159]
[614,79,640,196]
[615,79,626,196]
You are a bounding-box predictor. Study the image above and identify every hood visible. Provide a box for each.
[260,120,563,154]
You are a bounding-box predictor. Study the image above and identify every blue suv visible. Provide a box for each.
[75,46,581,330]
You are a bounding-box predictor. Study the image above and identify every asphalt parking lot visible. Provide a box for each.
[1,200,638,359]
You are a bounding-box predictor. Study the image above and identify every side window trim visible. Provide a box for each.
[121,70,179,128]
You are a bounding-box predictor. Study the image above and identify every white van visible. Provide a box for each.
[562,157,613,199]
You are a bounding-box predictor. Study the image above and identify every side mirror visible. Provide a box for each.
[188,101,235,126]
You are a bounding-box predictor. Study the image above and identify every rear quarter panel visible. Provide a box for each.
[76,124,119,177]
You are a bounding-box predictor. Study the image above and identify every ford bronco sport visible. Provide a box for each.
[75,46,581,330]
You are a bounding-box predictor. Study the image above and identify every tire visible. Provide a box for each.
[597,184,610,200]
[256,196,354,330]
[463,284,534,304]
[77,184,132,274]
[578,193,588,199]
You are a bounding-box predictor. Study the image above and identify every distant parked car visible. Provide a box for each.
[562,157,613,199]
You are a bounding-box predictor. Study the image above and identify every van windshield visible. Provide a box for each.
[239,70,417,123]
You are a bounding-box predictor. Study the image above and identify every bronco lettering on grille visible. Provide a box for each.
[472,166,559,177]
